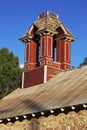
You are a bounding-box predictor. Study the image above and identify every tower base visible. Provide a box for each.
[22,65,63,88]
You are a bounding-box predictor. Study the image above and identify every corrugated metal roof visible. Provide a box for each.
[0,66,87,119]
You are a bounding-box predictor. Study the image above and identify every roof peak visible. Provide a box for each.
[38,11,59,19]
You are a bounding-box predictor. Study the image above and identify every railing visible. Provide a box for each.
[38,11,58,19]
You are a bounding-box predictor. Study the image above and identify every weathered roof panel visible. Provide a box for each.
[0,66,87,119]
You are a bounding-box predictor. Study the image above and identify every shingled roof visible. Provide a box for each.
[34,15,74,38]
[0,65,87,121]
[20,11,76,42]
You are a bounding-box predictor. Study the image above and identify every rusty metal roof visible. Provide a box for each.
[0,66,87,120]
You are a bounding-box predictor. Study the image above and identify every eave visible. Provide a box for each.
[0,103,87,124]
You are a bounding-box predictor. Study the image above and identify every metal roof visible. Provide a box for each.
[0,66,87,121]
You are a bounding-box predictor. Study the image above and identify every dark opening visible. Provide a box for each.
[36,41,40,66]
[53,41,57,61]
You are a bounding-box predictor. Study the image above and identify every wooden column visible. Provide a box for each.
[25,39,37,70]
[40,34,53,66]
[56,39,70,70]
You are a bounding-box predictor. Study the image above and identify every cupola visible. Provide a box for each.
[19,11,76,88]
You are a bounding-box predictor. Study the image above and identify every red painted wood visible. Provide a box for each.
[56,39,70,70]
[24,67,44,88]
[40,34,53,65]
[25,40,37,70]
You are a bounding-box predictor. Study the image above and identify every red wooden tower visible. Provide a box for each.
[19,11,75,88]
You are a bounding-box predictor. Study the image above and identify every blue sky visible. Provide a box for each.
[0,0,87,67]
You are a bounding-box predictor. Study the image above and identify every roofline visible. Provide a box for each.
[0,103,87,124]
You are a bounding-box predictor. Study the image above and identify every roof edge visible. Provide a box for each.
[0,103,87,124]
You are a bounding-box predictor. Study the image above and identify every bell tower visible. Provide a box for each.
[19,11,75,88]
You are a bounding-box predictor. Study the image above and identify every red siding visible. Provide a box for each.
[48,37,51,57]
[47,66,62,81]
[24,67,44,88]
[25,40,37,70]
[56,40,64,62]
[66,43,70,62]
[26,43,29,62]
[30,40,36,62]
[42,37,45,56]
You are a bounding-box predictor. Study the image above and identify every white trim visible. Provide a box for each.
[65,41,70,62]
[40,60,45,65]
[29,42,30,62]
[45,36,46,56]
[27,25,34,35]
[57,14,59,19]
[44,65,47,83]
[40,37,42,57]
[40,36,46,57]
[61,61,69,64]
[22,72,24,89]
[25,42,30,62]
[60,24,67,34]
[47,36,52,57]
[47,36,48,56]
[47,60,52,65]
[25,44,27,62]
[24,44,26,63]
[64,41,66,61]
